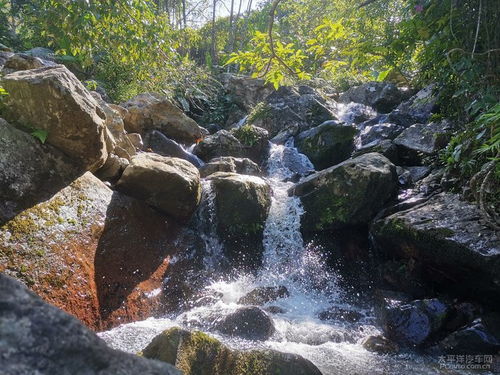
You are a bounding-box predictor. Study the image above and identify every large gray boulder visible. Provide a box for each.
[2,66,108,171]
[142,327,322,375]
[0,273,180,375]
[295,120,357,170]
[117,153,201,222]
[247,85,336,138]
[120,93,208,143]
[393,120,453,164]
[290,153,398,231]
[0,118,80,224]
[371,193,500,303]
[194,125,269,164]
[339,82,403,113]
[207,172,271,267]
[388,84,437,127]
[358,122,405,146]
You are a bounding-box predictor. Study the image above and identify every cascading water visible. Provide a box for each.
[99,140,472,375]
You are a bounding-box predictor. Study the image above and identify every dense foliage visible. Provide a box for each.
[0,0,498,199]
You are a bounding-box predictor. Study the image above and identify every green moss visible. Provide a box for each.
[314,195,350,230]
[232,125,260,147]
[3,216,37,240]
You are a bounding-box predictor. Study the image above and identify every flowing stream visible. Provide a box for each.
[99,141,474,375]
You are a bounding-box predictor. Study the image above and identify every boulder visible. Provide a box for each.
[361,335,399,354]
[207,172,271,267]
[194,126,270,164]
[95,153,129,182]
[295,120,357,170]
[3,53,56,73]
[388,85,437,127]
[290,153,398,231]
[117,153,201,222]
[372,193,500,303]
[231,124,270,162]
[0,118,81,224]
[0,172,182,330]
[438,314,500,354]
[238,286,289,305]
[194,130,244,160]
[144,130,204,167]
[393,120,453,164]
[200,156,261,178]
[377,298,451,347]
[2,66,107,171]
[0,50,14,70]
[142,327,322,375]
[357,122,404,146]
[247,85,336,138]
[215,306,276,340]
[354,139,399,164]
[339,82,403,113]
[0,274,180,375]
[120,92,208,143]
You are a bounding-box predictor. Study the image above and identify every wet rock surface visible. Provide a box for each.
[438,314,500,354]
[208,172,271,267]
[377,297,451,347]
[215,306,276,340]
[238,286,290,305]
[0,273,180,375]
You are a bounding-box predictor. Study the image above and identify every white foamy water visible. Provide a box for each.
[99,141,477,375]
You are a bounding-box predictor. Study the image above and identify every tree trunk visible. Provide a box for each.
[211,0,217,67]
[182,0,187,28]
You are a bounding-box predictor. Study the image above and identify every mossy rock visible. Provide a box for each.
[295,120,357,170]
[290,152,397,231]
[207,172,271,268]
[142,327,322,375]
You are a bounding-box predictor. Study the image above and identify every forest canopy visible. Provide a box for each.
[0,0,498,183]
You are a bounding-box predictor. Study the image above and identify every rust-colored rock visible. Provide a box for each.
[0,172,181,330]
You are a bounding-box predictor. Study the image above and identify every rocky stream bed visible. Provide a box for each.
[0,51,499,375]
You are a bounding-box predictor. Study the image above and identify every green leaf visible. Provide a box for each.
[31,129,48,144]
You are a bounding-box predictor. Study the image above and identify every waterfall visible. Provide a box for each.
[99,140,446,375]
[196,180,224,269]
